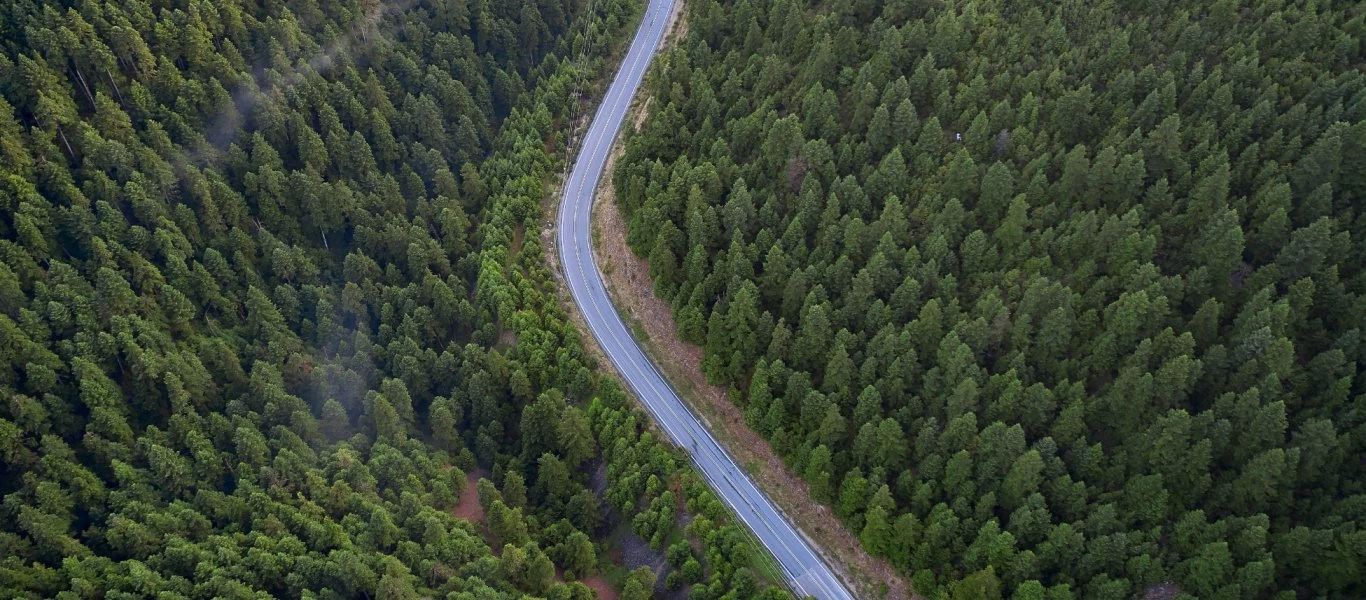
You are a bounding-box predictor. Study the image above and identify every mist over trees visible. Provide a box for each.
[614,0,1365,597]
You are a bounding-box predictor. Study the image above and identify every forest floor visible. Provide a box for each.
[582,575,619,600]
[590,462,679,599]
[451,468,489,523]
[608,520,679,599]
[555,567,621,600]
[577,11,912,600]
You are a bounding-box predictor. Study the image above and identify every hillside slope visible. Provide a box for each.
[613,0,1366,597]
[0,1,796,598]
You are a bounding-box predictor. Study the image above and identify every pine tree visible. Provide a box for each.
[805,444,835,503]
[861,505,893,557]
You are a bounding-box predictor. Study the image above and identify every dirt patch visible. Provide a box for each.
[610,524,675,598]
[1144,582,1182,600]
[450,468,489,522]
[661,0,689,47]
[589,460,610,498]
[496,329,518,349]
[632,96,653,132]
[582,574,619,600]
[589,461,679,599]
[511,223,525,255]
[615,526,664,573]
[588,460,626,533]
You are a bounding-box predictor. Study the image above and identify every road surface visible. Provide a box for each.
[555,1,857,599]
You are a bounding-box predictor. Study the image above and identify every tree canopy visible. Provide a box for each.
[615,0,1366,597]
[0,0,794,598]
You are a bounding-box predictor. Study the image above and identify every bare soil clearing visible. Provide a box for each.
[582,574,619,600]
[450,468,489,523]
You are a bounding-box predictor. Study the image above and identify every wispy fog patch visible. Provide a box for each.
[197,0,419,161]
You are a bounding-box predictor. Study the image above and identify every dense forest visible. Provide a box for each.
[0,0,796,598]
[614,0,1365,597]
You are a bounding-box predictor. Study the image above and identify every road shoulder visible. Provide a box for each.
[580,15,913,600]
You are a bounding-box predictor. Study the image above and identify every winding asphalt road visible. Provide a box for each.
[555,1,856,599]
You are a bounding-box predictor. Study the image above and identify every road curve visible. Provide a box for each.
[556,1,857,599]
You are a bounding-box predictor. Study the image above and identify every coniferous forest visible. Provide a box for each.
[614,0,1365,598]
[0,1,801,599]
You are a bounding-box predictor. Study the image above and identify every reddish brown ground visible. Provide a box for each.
[582,574,619,600]
[450,468,489,522]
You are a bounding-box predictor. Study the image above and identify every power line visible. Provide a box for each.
[562,0,602,183]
